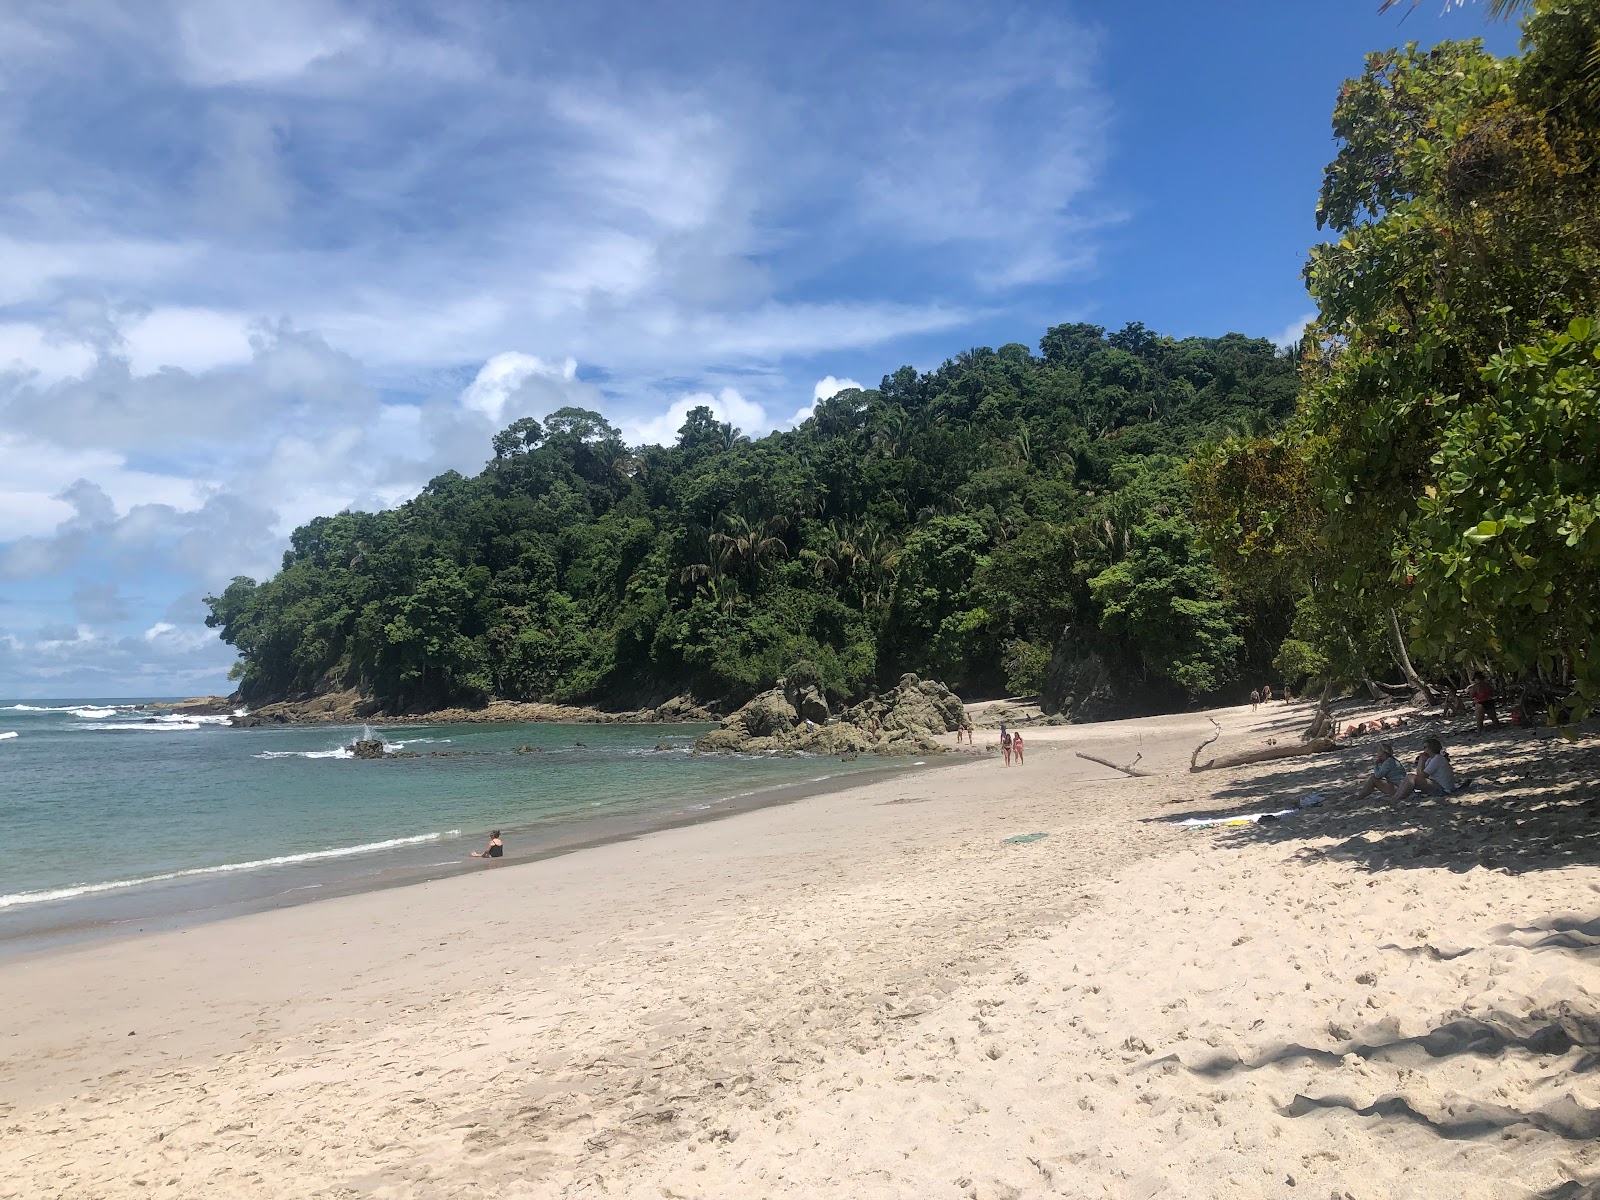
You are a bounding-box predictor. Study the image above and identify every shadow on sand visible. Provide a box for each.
[1152,719,1600,877]
[1148,716,1600,1184]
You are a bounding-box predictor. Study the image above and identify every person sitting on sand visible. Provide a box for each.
[1011,731,1024,766]
[471,830,504,859]
[1393,738,1456,801]
[1353,743,1407,799]
[1472,672,1501,733]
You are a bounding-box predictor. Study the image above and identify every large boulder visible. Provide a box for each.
[726,687,799,739]
[695,673,963,756]
[843,673,965,738]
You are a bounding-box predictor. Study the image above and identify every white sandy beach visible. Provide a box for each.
[3,702,1599,1198]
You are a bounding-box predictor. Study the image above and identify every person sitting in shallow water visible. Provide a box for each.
[1353,743,1407,799]
[471,830,504,859]
[1393,738,1457,801]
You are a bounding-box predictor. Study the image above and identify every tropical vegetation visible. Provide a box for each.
[206,328,1296,714]
[1194,0,1600,717]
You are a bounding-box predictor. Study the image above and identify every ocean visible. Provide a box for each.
[0,699,920,955]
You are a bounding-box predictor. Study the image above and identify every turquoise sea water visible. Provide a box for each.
[0,699,914,952]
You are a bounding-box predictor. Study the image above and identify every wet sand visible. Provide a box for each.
[3,702,1597,1198]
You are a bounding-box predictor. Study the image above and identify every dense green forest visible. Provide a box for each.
[206,326,1297,715]
[1194,1,1600,719]
[211,2,1600,721]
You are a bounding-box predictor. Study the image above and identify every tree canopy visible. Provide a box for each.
[1194,1,1600,716]
[207,324,1298,716]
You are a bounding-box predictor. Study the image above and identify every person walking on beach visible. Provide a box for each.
[471,830,504,860]
[1000,726,1012,765]
[1011,730,1024,766]
[1250,688,1260,712]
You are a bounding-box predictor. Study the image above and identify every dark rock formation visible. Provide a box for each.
[231,689,714,727]
[695,672,962,756]
[1040,639,1117,722]
[168,694,235,716]
[350,738,388,759]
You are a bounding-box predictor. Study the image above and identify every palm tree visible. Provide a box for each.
[1377,0,1526,15]
[710,512,789,584]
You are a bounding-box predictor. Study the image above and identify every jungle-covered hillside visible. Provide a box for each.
[205,323,1298,715]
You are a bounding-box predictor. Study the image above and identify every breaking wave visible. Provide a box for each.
[0,830,464,910]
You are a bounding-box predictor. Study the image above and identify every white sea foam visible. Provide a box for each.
[0,731,16,740]
[76,721,203,732]
[254,746,353,760]
[0,830,463,910]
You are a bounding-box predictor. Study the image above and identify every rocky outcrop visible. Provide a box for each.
[349,738,388,759]
[168,694,236,716]
[1040,640,1118,722]
[694,673,963,757]
[230,690,714,727]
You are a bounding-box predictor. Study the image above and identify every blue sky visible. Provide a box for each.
[0,0,1520,697]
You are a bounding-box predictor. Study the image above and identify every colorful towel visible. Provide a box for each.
[1171,810,1296,829]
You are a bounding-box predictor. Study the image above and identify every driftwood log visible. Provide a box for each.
[1074,751,1154,778]
[1191,737,1337,773]
[1189,719,1222,770]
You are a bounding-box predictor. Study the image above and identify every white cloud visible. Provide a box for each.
[0,0,1115,694]
[1272,311,1316,350]
[173,0,367,87]
[624,386,770,447]
[122,307,255,375]
[814,375,862,402]
[459,352,578,423]
[785,374,865,427]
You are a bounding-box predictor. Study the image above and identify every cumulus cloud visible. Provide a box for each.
[624,386,771,447]
[783,374,865,426]
[459,353,580,423]
[1272,311,1316,350]
[0,0,1113,693]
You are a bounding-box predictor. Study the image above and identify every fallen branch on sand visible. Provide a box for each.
[1190,738,1337,773]
[1189,719,1222,771]
[1074,751,1154,778]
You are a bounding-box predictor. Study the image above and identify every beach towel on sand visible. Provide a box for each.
[1171,810,1296,829]
[1003,832,1050,844]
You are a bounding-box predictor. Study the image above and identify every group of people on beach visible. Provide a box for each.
[1248,684,1294,711]
[999,724,1024,766]
[1355,737,1459,801]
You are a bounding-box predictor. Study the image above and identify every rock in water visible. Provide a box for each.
[349,738,387,759]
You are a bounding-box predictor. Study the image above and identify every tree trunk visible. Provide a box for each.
[1074,751,1154,778]
[1302,680,1334,741]
[1189,718,1222,770]
[1386,607,1435,705]
[1190,738,1337,774]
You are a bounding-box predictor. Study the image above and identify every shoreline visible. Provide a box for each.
[0,746,963,963]
[5,704,1596,1197]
